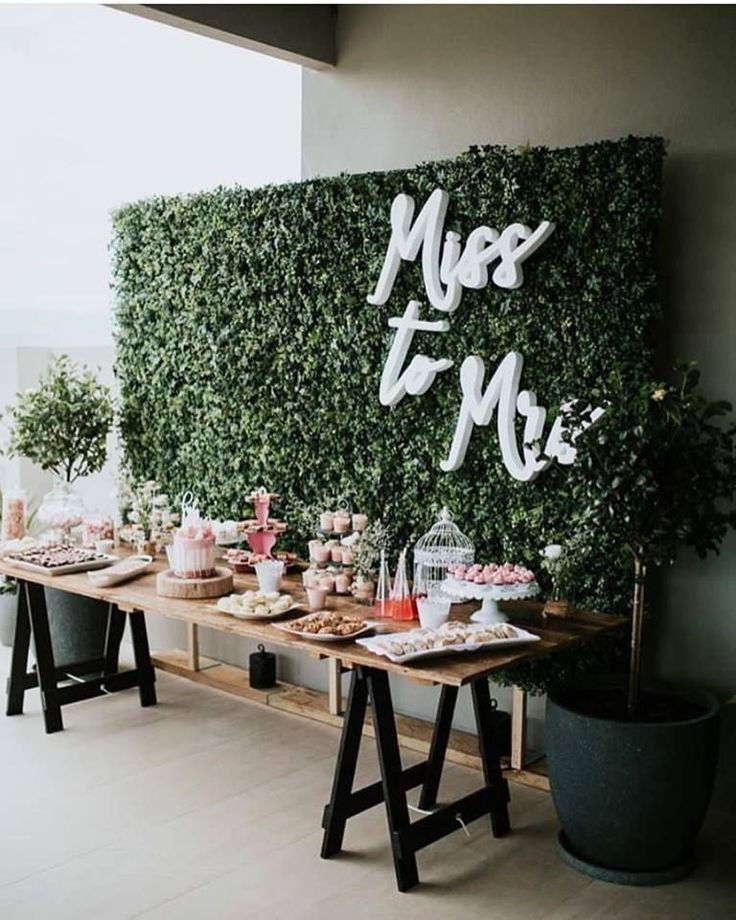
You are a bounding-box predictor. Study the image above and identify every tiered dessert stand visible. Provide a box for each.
[442,576,540,624]
[243,488,287,558]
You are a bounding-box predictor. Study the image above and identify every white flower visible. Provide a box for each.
[543,544,564,560]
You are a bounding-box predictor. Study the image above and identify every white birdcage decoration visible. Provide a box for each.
[413,507,475,598]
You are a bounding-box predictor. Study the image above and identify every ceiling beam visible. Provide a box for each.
[111,4,337,69]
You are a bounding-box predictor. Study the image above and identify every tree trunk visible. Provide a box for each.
[627,555,647,715]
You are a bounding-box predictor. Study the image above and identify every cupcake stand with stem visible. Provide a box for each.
[244,488,287,559]
[442,577,541,624]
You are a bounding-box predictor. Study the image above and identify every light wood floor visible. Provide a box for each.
[0,646,734,920]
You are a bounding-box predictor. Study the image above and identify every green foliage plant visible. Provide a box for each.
[560,363,736,713]
[3,356,113,484]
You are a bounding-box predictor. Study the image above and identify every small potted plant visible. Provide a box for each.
[546,363,736,884]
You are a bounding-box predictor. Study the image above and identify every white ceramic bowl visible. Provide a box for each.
[417,597,451,629]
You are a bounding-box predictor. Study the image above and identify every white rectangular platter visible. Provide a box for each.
[6,554,118,577]
[356,624,540,664]
[87,555,153,587]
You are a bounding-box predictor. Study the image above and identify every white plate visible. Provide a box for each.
[87,555,153,587]
[6,554,118,577]
[211,602,304,621]
[356,625,540,663]
[274,621,374,642]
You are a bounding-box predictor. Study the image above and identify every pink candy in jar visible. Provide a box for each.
[1,489,26,542]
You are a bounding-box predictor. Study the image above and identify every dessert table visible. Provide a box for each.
[0,553,623,892]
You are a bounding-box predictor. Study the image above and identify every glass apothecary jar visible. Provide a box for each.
[38,480,85,544]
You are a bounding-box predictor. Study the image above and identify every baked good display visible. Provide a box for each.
[3,542,115,576]
[278,611,369,639]
[170,513,216,579]
[446,561,536,586]
[225,548,298,572]
[305,508,369,596]
[5,544,103,569]
[442,561,540,623]
[357,620,540,663]
[216,591,295,619]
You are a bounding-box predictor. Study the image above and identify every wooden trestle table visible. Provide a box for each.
[0,553,623,892]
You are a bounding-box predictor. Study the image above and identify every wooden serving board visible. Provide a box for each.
[156,566,233,599]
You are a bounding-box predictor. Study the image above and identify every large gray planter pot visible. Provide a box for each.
[0,591,18,647]
[45,589,111,668]
[546,677,720,885]
[0,586,110,663]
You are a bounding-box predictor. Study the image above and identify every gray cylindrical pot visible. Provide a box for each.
[0,590,19,647]
[546,677,720,885]
[0,586,110,661]
[45,589,111,668]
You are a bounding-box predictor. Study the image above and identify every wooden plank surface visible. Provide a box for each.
[0,553,625,688]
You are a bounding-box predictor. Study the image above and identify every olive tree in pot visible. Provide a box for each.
[547,364,736,885]
[2,356,115,666]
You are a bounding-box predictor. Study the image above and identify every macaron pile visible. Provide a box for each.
[447,561,536,586]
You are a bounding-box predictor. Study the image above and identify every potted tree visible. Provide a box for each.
[546,363,736,884]
[2,356,115,665]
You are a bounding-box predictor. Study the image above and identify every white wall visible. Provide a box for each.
[0,4,301,347]
[0,6,325,720]
[302,5,736,701]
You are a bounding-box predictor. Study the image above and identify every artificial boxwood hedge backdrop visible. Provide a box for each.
[113,136,664,682]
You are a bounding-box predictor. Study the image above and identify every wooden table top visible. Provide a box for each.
[0,552,625,688]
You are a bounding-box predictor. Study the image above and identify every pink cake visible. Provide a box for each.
[171,514,216,579]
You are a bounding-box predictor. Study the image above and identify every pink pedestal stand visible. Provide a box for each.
[245,489,287,559]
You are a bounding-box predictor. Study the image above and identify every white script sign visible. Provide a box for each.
[367,188,602,480]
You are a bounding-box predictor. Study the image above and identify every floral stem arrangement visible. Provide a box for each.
[352,519,392,580]
[117,476,178,552]
[561,362,736,715]
[540,543,574,617]
[2,355,113,484]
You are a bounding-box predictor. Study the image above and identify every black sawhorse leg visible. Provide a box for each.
[5,581,157,733]
[320,667,511,892]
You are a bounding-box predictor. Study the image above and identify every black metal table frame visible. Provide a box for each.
[5,580,157,734]
[321,666,510,892]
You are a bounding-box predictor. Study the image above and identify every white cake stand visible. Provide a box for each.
[442,577,541,624]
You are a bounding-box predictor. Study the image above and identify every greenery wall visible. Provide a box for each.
[113,137,664,651]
